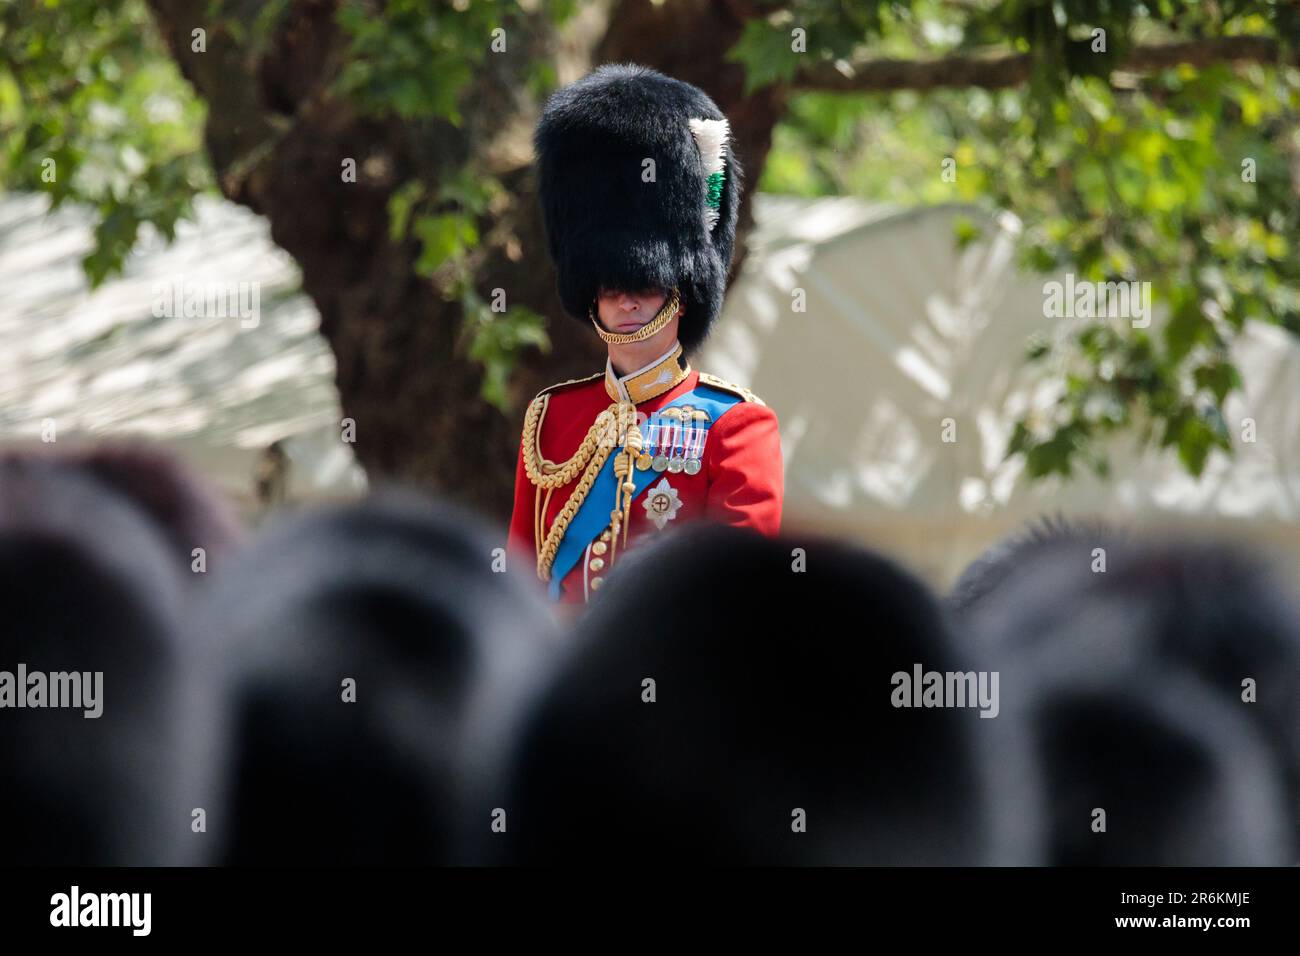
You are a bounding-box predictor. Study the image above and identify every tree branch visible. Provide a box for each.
[794,36,1293,93]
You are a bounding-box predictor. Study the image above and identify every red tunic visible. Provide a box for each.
[508,368,783,603]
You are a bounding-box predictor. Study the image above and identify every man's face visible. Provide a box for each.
[595,288,670,334]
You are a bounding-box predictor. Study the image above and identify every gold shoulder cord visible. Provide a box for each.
[523,393,644,583]
[526,292,680,584]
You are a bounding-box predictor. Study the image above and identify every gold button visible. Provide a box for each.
[600,530,611,542]
[588,557,605,572]
[592,541,607,556]
[590,576,604,590]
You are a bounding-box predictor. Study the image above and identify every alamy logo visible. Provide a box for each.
[890,663,1000,718]
[50,886,151,936]
[1043,272,1152,327]
[0,664,102,718]
[152,274,261,328]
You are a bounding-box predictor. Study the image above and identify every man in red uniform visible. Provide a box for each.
[508,64,783,604]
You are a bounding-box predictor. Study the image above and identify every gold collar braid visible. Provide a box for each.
[589,288,681,344]
[604,342,690,404]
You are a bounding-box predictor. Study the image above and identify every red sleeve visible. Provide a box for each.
[703,401,783,536]
[507,437,537,562]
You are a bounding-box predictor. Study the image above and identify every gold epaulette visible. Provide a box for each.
[532,371,603,402]
[697,371,765,406]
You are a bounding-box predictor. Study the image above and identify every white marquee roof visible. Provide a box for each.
[703,195,1300,580]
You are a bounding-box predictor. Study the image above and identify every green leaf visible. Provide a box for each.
[953,215,983,250]
[387,180,425,243]
[1174,413,1219,477]
[465,303,550,412]
[725,20,803,94]
[1193,361,1242,404]
[413,213,477,276]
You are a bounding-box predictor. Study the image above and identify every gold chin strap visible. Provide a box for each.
[589,287,681,344]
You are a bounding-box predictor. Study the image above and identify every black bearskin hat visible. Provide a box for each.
[534,63,743,353]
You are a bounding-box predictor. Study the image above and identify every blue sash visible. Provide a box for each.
[548,384,742,598]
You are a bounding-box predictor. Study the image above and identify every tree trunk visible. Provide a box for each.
[145,0,781,522]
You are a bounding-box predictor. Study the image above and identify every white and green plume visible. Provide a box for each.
[688,117,729,232]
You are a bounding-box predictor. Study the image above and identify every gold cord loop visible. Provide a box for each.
[524,393,653,584]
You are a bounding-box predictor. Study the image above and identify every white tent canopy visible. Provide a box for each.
[702,195,1300,582]
[0,194,366,511]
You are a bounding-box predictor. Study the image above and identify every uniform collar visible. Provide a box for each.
[603,342,691,404]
